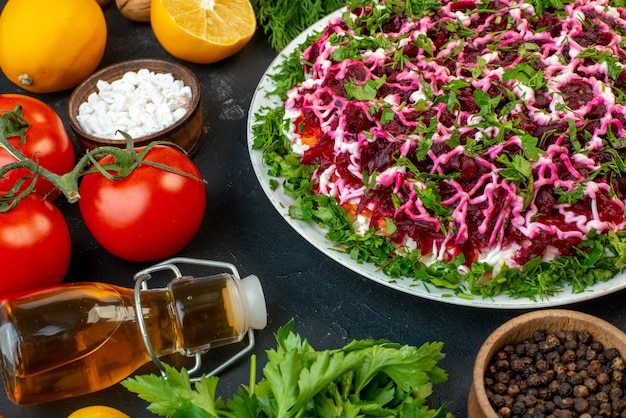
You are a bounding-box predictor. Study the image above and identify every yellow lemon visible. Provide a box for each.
[0,0,107,93]
[150,0,256,64]
[68,405,131,418]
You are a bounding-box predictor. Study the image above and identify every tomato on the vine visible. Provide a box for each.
[1,194,71,298]
[78,145,206,262]
[0,94,75,199]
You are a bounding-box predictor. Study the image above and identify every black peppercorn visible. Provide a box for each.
[576,359,589,372]
[558,396,574,409]
[598,402,611,415]
[584,376,598,392]
[573,397,589,413]
[564,339,578,351]
[561,349,576,363]
[557,382,572,396]
[546,351,560,365]
[495,371,510,384]
[549,379,561,393]
[507,384,520,397]
[606,348,619,361]
[578,331,591,345]
[511,401,526,415]
[588,360,603,377]
[568,372,582,386]
[527,373,542,387]
[553,408,573,418]
[493,382,508,394]
[518,379,529,392]
[539,370,554,385]
[496,359,510,371]
[536,359,549,372]
[491,393,506,407]
[537,386,551,400]
[524,394,538,407]
[595,391,610,403]
[526,343,539,357]
[590,340,604,353]
[554,363,568,375]
[572,384,589,397]
[597,372,610,385]
[511,357,525,372]
[585,346,598,361]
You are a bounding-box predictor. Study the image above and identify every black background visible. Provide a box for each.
[1,2,626,417]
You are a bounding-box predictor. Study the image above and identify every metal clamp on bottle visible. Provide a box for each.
[132,257,267,382]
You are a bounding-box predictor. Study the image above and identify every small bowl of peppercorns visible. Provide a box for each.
[468,309,626,418]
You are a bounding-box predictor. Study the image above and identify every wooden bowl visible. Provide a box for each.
[68,58,203,157]
[468,309,626,418]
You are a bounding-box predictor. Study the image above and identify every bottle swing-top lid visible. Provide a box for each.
[240,274,267,330]
[132,257,268,381]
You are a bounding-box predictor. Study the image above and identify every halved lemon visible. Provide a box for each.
[150,0,256,64]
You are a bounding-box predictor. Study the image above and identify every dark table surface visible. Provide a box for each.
[2,2,626,417]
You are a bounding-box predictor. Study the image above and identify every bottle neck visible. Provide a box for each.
[167,274,254,356]
[136,273,267,359]
[136,288,181,358]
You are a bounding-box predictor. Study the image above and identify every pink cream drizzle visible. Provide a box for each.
[283,0,626,268]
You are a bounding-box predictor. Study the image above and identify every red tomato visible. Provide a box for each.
[78,145,206,262]
[0,94,75,199]
[1,194,71,298]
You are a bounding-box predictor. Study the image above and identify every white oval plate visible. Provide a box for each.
[246,11,626,309]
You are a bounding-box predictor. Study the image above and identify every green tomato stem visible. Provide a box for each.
[0,108,205,206]
[0,160,82,203]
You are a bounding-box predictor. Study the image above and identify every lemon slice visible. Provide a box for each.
[150,0,256,64]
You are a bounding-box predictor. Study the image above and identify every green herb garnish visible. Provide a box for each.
[251,0,346,51]
[123,320,452,418]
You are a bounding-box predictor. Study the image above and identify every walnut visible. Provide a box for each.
[116,0,150,22]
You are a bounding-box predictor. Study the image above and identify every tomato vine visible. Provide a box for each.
[0,106,205,207]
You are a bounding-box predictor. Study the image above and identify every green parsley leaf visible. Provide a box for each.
[345,76,387,101]
[497,154,532,181]
[526,0,574,14]
[474,88,502,114]
[554,186,585,205]
[122,366,225,418]
[502,62,548,91]
[472,56,488,78]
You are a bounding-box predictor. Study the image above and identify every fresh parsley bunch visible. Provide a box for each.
[122,320,452,418]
